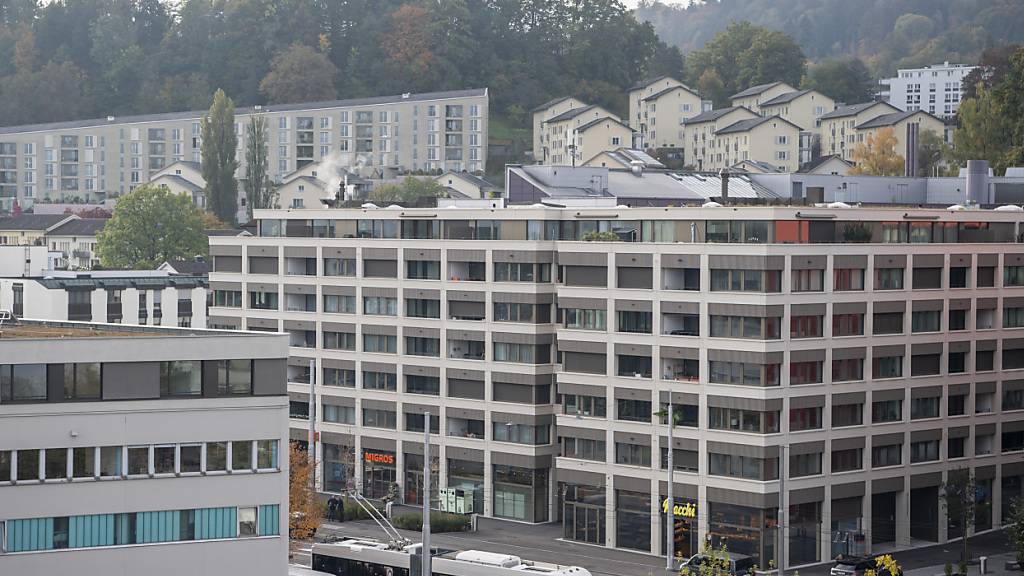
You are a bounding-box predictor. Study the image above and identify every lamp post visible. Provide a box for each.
[666,402,675,572]
[422,410,432,576]
[308,358,316,488]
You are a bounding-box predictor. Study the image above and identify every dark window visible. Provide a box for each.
[217,359,252,395]
[616,399,652,423]
[0,364,47,402]
[160,361,201,396]
[63,363,101,400]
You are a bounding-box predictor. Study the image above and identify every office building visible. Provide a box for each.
[0,319,289,575]
[209,198,1024,568]
[0,89,489,213]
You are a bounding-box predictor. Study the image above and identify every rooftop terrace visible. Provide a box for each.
[0,319,269,340]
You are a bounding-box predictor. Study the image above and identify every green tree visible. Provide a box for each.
[244,113,277,215]
[686,21,805,99]
[962,44,1021,100]
[679,538,732,576]
[994,49,1024,169]
[697,69,728,109]
[952,84,1011,173]
[942,471,985,566]
[368,176,446,205]
[1008,497,1024,567]
[259,43,339,104]
[96,184,207,269]
[200,89,239,224]
[801,58,874,104]
[917,129,952,177]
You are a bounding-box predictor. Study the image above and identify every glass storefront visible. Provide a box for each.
[975,478,993,532]
[1003,474,1023,523]
[708,502,776,568]
[323,443,355,492]
[562,483,606,545]
[616,490,651,552]
[403,453,439,506]
[659,496,698,559]
[909,487,939,542]
[493,465,549,523]
[830,496,865,558]
[448,459,484,514]
[871,492,897,545]
[788,501,821,566]
[362,449,396,500]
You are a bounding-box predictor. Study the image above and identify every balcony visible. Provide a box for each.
[662,359,699,383]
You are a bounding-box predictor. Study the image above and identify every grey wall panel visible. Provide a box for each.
[103,362,160,400]
[253,358,287,395]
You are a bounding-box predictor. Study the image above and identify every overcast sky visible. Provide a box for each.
[621,0,693,8]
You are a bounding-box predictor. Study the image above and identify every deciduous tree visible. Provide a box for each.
[96,184,207,269]
[289,442,321,548]
[917,129,952,177]
[849,127,904,176]
[801,58,874,104]
[952,84,1010,172]
[200,89,239,224]
[245,114,277,215]
[259,43,338,104]
[942,471,984,566]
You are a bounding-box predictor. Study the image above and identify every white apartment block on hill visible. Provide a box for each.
[879,62,976,120]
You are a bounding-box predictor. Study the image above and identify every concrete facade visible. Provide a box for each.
[627,77,703,150]
[211,203,1024,568]
[0,89,489,213]
[879,62,976,120]
[731,82,797,113]
[0,321,289,575]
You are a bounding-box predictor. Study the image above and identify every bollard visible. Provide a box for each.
[980,556,987,575]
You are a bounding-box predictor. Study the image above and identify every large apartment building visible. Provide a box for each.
[879,62,977,120]
[210,202,1024,568]
[627,76,704,151]
[0,89,489,212]
[818,102,945,175]
[0,320,289,575]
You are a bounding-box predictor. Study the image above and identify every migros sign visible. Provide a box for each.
[364,451,395,465]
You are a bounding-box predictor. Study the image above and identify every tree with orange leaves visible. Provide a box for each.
[382,4,434,73]
[849,126,905,176]
[289,442,321,549]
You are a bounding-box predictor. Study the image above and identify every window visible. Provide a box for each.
[494,302,539,323]
[910,439,939,463]
[872,444,902,467]
[1005,389,1024,411]
[99,446,122,477]
[708,453,777,480]
[257,440,278,469]
[617,399,652,423]
[160,361,201,396]
[322,368,355,388]
[232,441,252,472]
[238,507,257,537]
[406,298,440,319]
[790,315,822,339]
[873,312,904,335]
[127,446,150,476]
[214,290,242,307]
[363,297,397,316]
[790,407,822,431]
[493,342,537,363]
[563,394,606,417]
[406,337,440,357]
[615,443,651,467]
[1,364,48,402]
[323,331,356,351]
[45,448,67,480]
[363,371,397,391]
[949,309,967,331]
[72,447,92,478]
[63,363,101,400]
[910,396,939,419]
[832,313,864,336]
[217,359,252,395]
[872,399,902,423]
[790,453,821,477]
[180,444,201,473]
[790,361,823,385]
[875,268,904,290]
[617,311,653,334]
[873,356,903,379]
[563,308,606,331]
[831,448,862,472]
[792,269,823,292]
[948,394,967,416]
[363,334,397,353]
[561,437,605,461]
[709,360,781,387]
[709,269,781,292]
[1005,266,1024,287]
[911,310,941,333]
[323,294,356,314]
[405,375,440,395]
[709,407,780,433]
[362,408,397,429]
[154,446,175,475]
[206,442,228,472]
[323,258,356,277]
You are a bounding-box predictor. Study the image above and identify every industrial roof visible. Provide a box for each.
[34,274,207,290]
[0,88,488,135]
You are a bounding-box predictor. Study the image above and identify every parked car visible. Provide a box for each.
[831,555,902,576]
[681,552,756,575]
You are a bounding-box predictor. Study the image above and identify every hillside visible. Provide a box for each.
[635,0,1024,73]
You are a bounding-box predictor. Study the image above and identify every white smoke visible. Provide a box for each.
[317,151,369,203]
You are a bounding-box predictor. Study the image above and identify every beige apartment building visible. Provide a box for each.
[209,201,1024,568]
[575,118,635,168]
[532,97,588,163]
[0,89,489,213]
[627,76,703,150]
[731,82,797,112]
[538,105,622,166]
[854,110,946,176]
[758,89,836,133]
[819,101,901,161]
[711,116,803,173]
[682,107,758,171]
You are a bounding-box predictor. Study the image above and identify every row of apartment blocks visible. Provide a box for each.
[532,76,946,177]
[209,203,1024,567]
[0,89,489,212]
[0,320,289,575]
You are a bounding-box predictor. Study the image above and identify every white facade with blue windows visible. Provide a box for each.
[0,320,289,575]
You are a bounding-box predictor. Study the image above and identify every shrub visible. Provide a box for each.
[842,222,873,243]
[582,230,621,242]
[392,511,471,533]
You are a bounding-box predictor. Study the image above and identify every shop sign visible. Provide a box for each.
[364,451,395,465]
[661,498,697,518]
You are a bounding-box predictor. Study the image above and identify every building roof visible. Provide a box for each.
[0,88,488,135]
[34,274,207,291]
[531,96,574,113]
[855,109,938,130]
[48,218,107,236]
[0,317,253,340]
[714,115,801,135]
[438,171,496,191]
[731,159,782,173]
[159,258,212,275]
[204,228,251,237]
[730,82,785,100]
[681,107,753,125]
[575,116,633,134]
[153,173,203,193]
[587,148,666,170]
[0,214,75,231]
[799,154,854,173]
[630,75,672,91]
[758,89,813,107]
[818,101,892,120]
[641,84,696,102]
[544,105,600,124]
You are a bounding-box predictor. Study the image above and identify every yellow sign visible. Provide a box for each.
[661,499,697,518]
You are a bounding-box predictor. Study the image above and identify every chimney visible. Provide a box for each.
[966,160,989,205]
[719,168,730,204]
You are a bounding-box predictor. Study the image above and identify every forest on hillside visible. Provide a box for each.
[0,0,683,128]
[635,0,1024,74]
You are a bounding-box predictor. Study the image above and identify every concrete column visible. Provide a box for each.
[483,450,492,517]
[992,469,1003,529]
[354,430,364,495]
[649,477,660,557]
[395,445,405,504]
[895,487,910,547]
[862,482,873,555]
[606,478,617,548]
[822,485,833,563]
[938,470,950,543]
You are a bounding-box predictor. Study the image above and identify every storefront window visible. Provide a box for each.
[659,496,698,558]
[616,490,651,552]
[708,502,776,568]
[404,453,439,506]
[830,496,865,558]
[448,459,484,514]
[362,449,396,500]
[789,501,821,565]
[562,483,606,545]
[493,465,548,523]
[323,443,355,493]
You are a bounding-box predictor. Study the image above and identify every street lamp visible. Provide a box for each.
[656,404,676,571]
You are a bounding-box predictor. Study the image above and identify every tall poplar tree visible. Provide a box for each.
[244,113,276,216]
[201,89,238,224]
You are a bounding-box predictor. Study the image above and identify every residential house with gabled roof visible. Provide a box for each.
[46,218,107,270]
[539,104,622,166]
[627,76,703,151]
[818,101,900,161]
[707,116,802,173]
[0,214,77,247]
[853,109,945,176]
[531,96,588,163]
[730,81,796,112]
[434,171,498,199]
[758,89,836,133]
[682,107,759,171]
